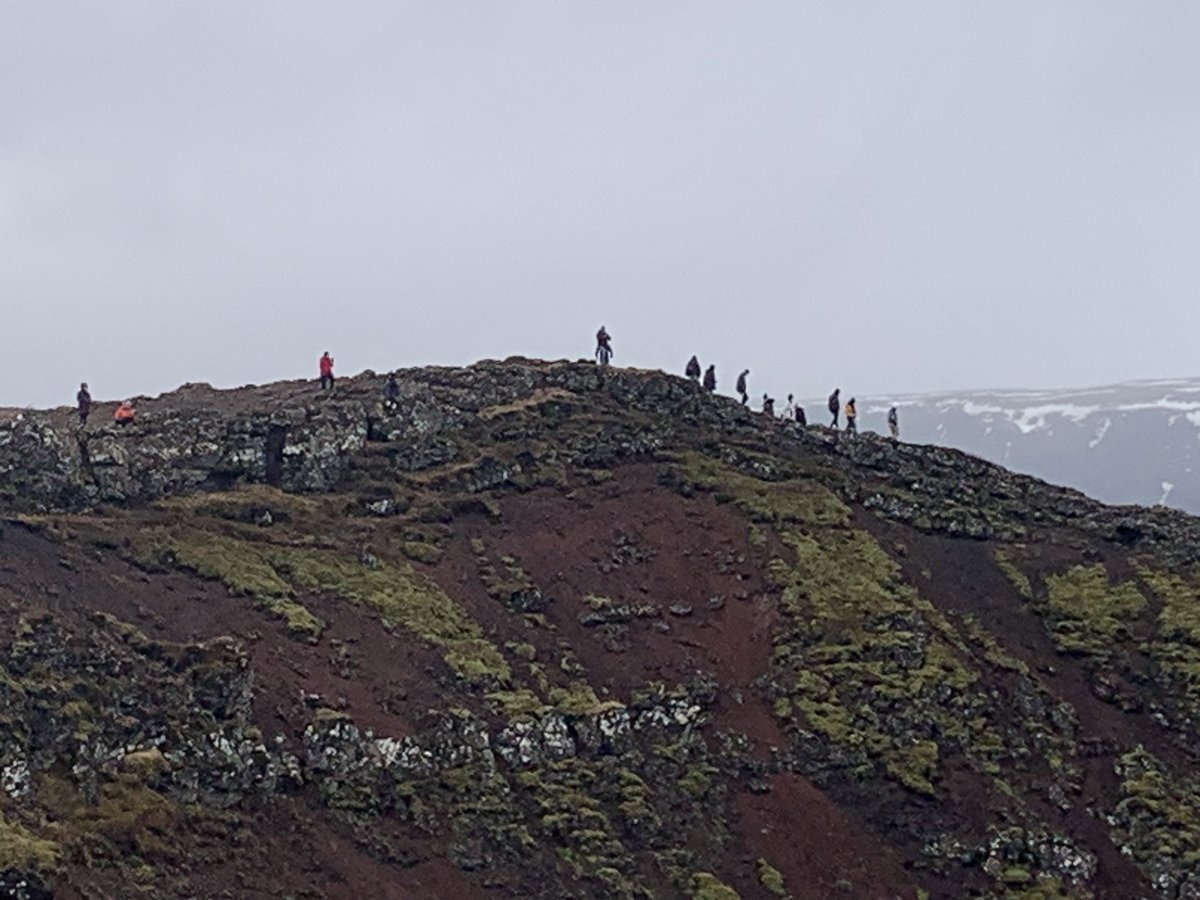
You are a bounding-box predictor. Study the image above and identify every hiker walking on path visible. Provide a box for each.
[76,383,91,426]
[702,365,717,393]
[762,394,775,417]
[383,373,401,411]
[845,397,858,434]
[319,352,335,391]
[595,326,612,366]
[736,369,750,405]
[828,389,840,428]
[685,355,701,382]
[888,406,899,439]
[782,394,795,420]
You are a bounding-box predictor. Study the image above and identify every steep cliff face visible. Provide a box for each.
[4,359,1200,899]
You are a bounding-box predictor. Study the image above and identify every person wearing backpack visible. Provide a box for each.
[762,394,775,417]
[828,388,840,428]
[702,365,717,393]
[736,369,750,405]
[685,356,701,382]
[795,405,807,426]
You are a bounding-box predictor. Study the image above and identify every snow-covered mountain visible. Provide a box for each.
[818,378,1200,515]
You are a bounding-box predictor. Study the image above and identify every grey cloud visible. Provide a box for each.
[2,2,1199,409]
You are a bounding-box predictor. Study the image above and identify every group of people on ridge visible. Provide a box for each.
[684,355,718,392]
[72,331,901,441]
[684,355,899,439]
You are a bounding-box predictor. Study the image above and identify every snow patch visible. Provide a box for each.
[1089,418,1112,449]
[1009,404,1099,434]
[1116,399,1200,412]
[959,401,1006,416]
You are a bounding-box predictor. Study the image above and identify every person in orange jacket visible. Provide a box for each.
[844,397,857,434]
[113,400,136,425]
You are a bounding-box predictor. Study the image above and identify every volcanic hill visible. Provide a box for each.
[4,358,1200,899]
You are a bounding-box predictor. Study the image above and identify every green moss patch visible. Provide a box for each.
[669,451,851,528]
[0,812,60,875]
[1042,564,1145,658]
[679,454,1075,807]
[688,871,741,899]
[756,858,788,897]
[994,548,1033,600]
[133,527,508,683]
[1110,746,1200,891]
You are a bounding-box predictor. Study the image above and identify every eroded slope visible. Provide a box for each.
[4,360,1200,898]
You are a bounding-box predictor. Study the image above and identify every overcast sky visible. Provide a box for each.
[3,3,1199,408]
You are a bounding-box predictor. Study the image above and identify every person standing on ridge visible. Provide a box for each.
[595,326,612,365]
[782,393,795,420]
[319,351,335,391]
[685,356,701,382]
[383,372,401,411]
[76,383,92,426]
[795,405,807,426]
[762,394,775,417]
[736,369,750,405]
[888,406,899,440]
[702,365,717,393]
[828,388,840,428]
[845,397,858,434]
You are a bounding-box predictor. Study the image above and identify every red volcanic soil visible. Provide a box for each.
[0,449,1172,897]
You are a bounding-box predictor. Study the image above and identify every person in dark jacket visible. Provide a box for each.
[685,356,701,382]
[77,383,92,425]
[736,369,750,405]
[888,406,899,439]
[702,365,717,393]
[795,405,807,426]
[383,373,401,410]
[762,394,775,417]
[845,397,857,434]
[595,326,612,365]
[828,388,840,428]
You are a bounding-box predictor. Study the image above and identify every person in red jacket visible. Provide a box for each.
[319,352,334,391]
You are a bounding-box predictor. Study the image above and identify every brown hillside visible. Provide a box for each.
[3,358,1200,898]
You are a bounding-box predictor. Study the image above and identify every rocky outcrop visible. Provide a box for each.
[6,359,1200,567]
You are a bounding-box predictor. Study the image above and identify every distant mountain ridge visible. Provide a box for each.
[810,376,1200,515]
